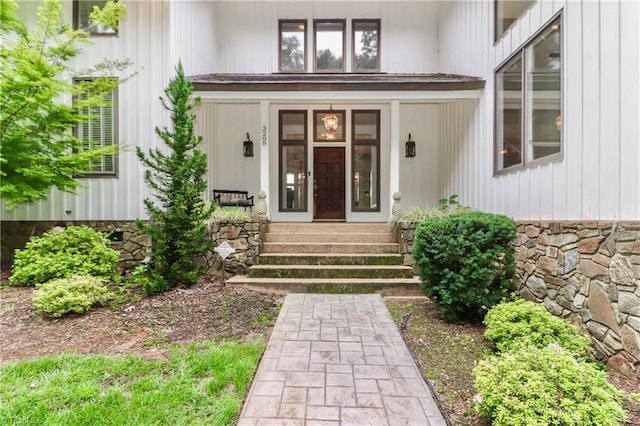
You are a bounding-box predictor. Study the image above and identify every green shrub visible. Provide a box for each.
[412,210,516,322]
[9,226,120,286]
[474,345,625,426]
[33,276,112,317]
[484,299,593,357]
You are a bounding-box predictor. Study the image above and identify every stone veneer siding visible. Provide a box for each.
[1,221,147,269]
[395,222,419,272]
[203,219,266,275]
[1,219,266,276]
[516,221,640,377]
[397,219,640,378]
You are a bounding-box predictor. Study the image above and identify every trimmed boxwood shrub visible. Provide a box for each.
[32,276,112,317]
[9,226,120,286]
[484,299,593,357]
[412,210,516,322]
[474,345,625,426]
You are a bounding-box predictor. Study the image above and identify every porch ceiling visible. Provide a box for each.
[189,73,485,92]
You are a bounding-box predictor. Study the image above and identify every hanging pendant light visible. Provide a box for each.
[322,105,339,138]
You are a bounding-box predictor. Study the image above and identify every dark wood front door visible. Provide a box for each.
[313,147,345,220]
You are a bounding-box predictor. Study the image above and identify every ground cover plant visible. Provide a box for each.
[474,298,626,425]
[9,226,120,286]
[0,341,263,425]
[33,276,112,317]
[474,345,625,426]
[483,298,593,357]
[412,210,516,322]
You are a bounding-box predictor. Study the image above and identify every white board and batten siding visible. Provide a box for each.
[4,1,176,222]
[438,0,640,221]
[4,1,445,222]
[4,1,224,222]
[208,1,441,74]
[193,102,262,202]
[399,104,443,210]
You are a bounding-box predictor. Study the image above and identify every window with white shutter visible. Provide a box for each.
[74,80,117,176]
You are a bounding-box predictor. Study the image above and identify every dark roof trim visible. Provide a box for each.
[190,73,485,92]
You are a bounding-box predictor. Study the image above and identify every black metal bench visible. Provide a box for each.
[213,189,254,211]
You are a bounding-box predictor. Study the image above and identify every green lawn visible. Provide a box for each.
[0,341,264,425]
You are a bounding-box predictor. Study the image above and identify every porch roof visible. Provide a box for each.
[189,73,485,92]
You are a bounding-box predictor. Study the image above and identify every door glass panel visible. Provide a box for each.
[279,111,307,212]
[352,110,380,212]
[281,145,306,211]
[353,145,378,211]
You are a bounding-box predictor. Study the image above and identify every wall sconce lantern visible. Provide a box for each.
[405,133,416,158]
[243,132,254,157]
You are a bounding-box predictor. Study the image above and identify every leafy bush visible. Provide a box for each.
[412,210,516,322]
[10,226,120,286]
[484,299,593,357]
[474,345,625,425]
[33,276,112,317]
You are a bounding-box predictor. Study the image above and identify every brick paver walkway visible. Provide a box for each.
[238,293,447,426]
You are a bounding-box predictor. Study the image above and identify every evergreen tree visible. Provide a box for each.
[136,62,214,295]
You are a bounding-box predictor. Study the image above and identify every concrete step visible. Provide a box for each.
[225,276,423,296]
[264,232,396,244]
[262,242,400,254]
[268,222,392,234]
[259,253,404,266]
[248,264,414,279]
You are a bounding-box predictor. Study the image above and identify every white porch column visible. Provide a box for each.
[389,100,400,217]
[260,100,270,217]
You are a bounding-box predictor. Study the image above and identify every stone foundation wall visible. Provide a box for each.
[516,221,640,377]
[1,219,267,276]
[396,219,640,378]
[204,219,266,276]
[395,222,418,271]
[1,221,147,269]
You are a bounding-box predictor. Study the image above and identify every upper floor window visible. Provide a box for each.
[495,15,562,173]
[74,79,118,176]
[279,20,307,72]
[495,0,535,41]
[314,19,345,72]
[74,0,118,35]
[352,20,380,72]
